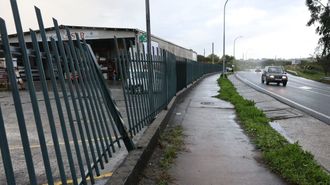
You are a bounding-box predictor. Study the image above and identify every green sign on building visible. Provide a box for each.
[139,33,147,42]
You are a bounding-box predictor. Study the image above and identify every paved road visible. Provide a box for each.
[236,70,330,123]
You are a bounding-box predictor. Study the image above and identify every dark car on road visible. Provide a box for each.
[261,66,288,86]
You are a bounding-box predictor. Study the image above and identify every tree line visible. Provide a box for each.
[306,0,330,75]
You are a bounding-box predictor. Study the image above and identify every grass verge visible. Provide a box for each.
[157,126,184,185]
[217,76,330,185]
[285,64,329,83]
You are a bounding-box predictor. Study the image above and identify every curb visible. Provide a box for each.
[285,69,298,76]
[234,73,330,124]
[106,72,219,185]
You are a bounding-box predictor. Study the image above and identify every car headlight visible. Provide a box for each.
[270,75,274,78]
[282,76,287,79]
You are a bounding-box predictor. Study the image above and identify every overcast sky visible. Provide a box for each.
[0,0,326,59]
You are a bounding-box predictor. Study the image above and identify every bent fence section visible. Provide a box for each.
[0,1,221,184]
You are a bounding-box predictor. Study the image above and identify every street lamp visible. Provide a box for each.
[222,0,230,75]
[233,35,243,59]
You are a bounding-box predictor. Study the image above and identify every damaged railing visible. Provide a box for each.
[0,1,133,185]
[0,0,221,184]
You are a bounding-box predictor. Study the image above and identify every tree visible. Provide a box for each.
[197,55,206,62]
[206,54,220,63]
[197,54,221,63]
[306,0,330,75]
[220,55,235,67]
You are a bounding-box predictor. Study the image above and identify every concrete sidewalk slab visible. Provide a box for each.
[168,74,286,185]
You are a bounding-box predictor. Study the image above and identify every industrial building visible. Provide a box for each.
[7,25,197,80]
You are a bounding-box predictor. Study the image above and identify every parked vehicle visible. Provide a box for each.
[226,67,234,72]
[261,66,288,86]
[126,69,163,94]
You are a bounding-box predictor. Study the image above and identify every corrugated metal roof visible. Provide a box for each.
[7,24,197,54]
[8,24,140,37]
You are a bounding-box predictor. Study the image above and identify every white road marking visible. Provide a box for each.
[287,84,330,98]
[299,86,312,90]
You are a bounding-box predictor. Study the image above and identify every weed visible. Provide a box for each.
[157,126,184,184]
[217,76,330,185]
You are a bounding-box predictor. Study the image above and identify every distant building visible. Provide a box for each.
[8,25,197,80]
[291,59,301,65]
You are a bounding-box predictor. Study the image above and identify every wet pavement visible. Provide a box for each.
[168,74,286,185]
[0,81,128,184]
[229,75,330,172]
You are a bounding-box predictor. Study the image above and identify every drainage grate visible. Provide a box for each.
[201,102,214,105]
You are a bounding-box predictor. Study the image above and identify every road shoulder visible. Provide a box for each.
[229,74,330,172]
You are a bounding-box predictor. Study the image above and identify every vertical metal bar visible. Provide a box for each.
[50,38,87,184]
[121,47,139,134]
[122,40,141,132]
[140,44,152,124]
[73,47,111,158]
[75,44,121,151]
[64,37,110,162]
[0,105,16,185]
[64,43,104,173]
[9,0,54,183]
[84,39,134,151]
[127,46,142,129]
[160,49,166,109]
[132,45,146,128]
[52,20,94,184]
[130,41,146,127]
[30,30,68,185]
[79,49,115,156]
[151,47,156,115]
[64,30,108,165]
[67,33,114,158]
[114,38,134,136]
[75,47,119,152]
[34,7,78,185]
[138,45,150,126]
[71,34,113,158]
[72,33,115,155]
[152,47,158,113]
[132,42,148,127]
[0,17,37,185]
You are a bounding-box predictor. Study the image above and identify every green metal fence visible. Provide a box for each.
[0,2,133,185]
[115,38,221,136]
[0,1,220,184]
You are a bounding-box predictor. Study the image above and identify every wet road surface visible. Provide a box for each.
[236,71,330,123]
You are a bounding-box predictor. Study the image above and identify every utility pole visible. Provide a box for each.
[212,42,214,64]
[145,0,151,61]
[222,0,230,75]
[145,0,154,117]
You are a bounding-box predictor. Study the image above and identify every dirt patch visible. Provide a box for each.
[138,125,184,185]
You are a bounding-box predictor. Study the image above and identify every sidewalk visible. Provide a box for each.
[168,74,286,185]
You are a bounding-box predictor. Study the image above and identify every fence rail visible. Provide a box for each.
[0,1,221,184]
[115,38,221,136]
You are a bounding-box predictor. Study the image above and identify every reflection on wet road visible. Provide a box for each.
[237,70,330,123]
